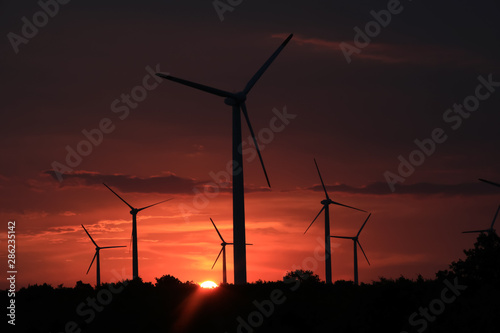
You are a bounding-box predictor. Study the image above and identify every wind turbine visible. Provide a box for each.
[304,158,366,284]
[479,178,500,188]
[103,183,172,280]
[156,34,293,284]
[210,218,252,284]
[331,213,371,285]
[81,224,126,287]
[463,205,500,237]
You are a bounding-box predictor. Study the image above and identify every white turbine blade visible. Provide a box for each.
[304,206,325,234]
[241,102,270,187]
[81,224,98,248]
[211,247,224,270]
[479,178,500,188]
[357,241,370,266]
[357,213,372,237]
[87,252,97,274]
[243,34,293,95]
[103,183,134,210]
[490,205,500,229]
[210,218,225,243]
[155,73,233,98]
[137,198,173,212]
[314,158,329,200]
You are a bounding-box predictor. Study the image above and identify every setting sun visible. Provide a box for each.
[199,281,218,289]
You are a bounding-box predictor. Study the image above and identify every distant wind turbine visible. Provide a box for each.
[210,218,252,284]
[103,183,172,280]
[463,205,499,237]
[81,224,125,287]
[331,213,372,285]
[479,178,500,188]
[304,158,366,285]
[156,34,293,284]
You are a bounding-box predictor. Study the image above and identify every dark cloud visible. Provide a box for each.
[43,170,203,194]
[43,170,270,194]
[308,181,499,196]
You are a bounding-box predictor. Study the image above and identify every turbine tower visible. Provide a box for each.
[479,178,500,188]
[463,205,499,237]
[156,34,293,284]
[304,158,366,284]
[103,183,172,280]
[210,218,252,284]
[81,224,126,287]
[331,213,372,285]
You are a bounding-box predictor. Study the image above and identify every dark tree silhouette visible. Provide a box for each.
[4,238,500,333]
[437,233,500,283]
[74,280,93,292]
[155,274,183,287]
[283,269,321,283]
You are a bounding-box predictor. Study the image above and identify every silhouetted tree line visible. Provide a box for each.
[2,235,499,333]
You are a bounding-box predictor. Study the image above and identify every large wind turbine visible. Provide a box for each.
[463,205,499,237]
[304,158,366,285]
[210,218,252,284]
[331,213,371,285]
[156,34,293,284]
[81,224,126,287]
[103,183,172,280]
[479,178,500,188]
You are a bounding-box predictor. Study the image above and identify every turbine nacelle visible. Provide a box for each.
[224,92,246,105]
[130,208,139,215]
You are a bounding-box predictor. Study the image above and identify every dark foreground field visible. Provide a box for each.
[3,234,500,333]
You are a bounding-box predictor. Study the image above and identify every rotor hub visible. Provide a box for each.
[224,92,246,106]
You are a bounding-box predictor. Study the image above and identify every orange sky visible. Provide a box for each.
[0,172,498,289]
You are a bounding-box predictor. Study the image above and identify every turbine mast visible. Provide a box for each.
[232,104,246,285]
[353,241,358,285]
[324,204,332,285]
[222,246,227,284]
[96,250,101,287]
[132,212,139,280]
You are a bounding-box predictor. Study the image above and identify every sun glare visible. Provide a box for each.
[200,280,218,289]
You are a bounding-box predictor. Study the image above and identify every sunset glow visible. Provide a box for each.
[200,281,218,289]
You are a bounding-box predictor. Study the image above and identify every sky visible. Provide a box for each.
[0,0,499,289]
